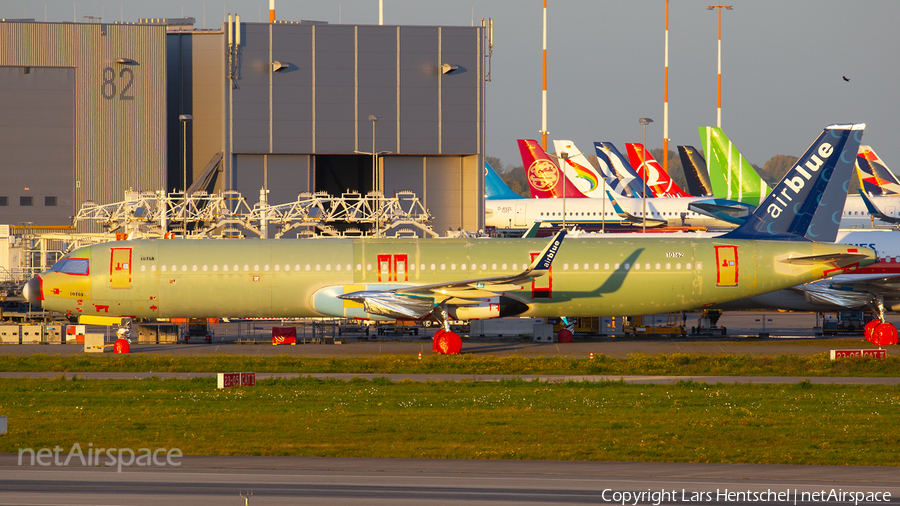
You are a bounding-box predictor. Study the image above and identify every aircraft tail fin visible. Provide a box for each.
[552,140,608,198]
[518,139,588,199]
[625,143,690,197]
[699,126,771,206]
[594,142,649,198]
[485,161,524,200]
[856,145,900,196]
[722,123,865,242]
[678,145,714,197]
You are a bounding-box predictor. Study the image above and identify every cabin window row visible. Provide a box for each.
[537,211,696,217]
[139,261,701,273]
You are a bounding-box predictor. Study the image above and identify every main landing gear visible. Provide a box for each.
[866,296,898,345]
[429,306,462,355]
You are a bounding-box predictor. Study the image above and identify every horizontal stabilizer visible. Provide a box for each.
[779,252,871,267]
[688,200,755,225]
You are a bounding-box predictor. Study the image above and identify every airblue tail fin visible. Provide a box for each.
[722,124,865,242]
[485,162,524,200]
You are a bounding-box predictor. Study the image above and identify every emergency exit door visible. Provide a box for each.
[377,254,408,282]
[109,248,132,289]
[715,245,738,287]
[515,204,527,227]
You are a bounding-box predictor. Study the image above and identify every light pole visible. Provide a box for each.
[707,4,732,128]
[639,118,653,232]
[368,115,381,194]
[179,114,193,192]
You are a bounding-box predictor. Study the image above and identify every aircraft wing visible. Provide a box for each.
[796,271,900,309]
[338,230,565,318]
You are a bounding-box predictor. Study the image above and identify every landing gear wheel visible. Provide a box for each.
[874,322,898,346]
[864,320,881,343]
[435,331,462,355]
[432,329,445,351]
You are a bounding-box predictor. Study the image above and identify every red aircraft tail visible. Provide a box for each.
[517,139,588,199]
[625,143,690,198]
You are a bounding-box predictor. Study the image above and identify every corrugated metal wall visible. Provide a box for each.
[0,22,167,228]
[218,22,485,232]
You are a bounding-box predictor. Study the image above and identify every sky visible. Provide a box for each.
[4,0,899,172]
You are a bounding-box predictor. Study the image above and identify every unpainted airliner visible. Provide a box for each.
[26,124,872,352]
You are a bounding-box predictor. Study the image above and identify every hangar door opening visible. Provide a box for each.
[314,155,373,196]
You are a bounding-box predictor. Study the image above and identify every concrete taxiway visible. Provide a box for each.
[1,455,898,506]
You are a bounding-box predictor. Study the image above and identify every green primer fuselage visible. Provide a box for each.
[37,237,874,319]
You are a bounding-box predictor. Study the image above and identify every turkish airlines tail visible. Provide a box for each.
[625,143,690,198]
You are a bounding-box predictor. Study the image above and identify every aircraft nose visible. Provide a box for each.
[23,276,42,308]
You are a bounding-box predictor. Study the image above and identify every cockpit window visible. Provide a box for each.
[50,258,90,275]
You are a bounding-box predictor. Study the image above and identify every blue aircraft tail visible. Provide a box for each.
[722,124,865,242]
[594,142,650,198]
[485,162,524,200]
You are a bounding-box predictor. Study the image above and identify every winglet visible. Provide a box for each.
[527,229,566,273]
[521,220,542,238]
[721,123,865,242]
[857,189,900,224]
[605,190,628,217]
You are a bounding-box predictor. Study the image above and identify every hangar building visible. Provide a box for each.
[0,17,486,235]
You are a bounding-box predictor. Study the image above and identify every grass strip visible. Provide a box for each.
[0,353,898,376]
[1,377,898,466]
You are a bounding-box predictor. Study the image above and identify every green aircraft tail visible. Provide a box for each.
[699,126,771,207]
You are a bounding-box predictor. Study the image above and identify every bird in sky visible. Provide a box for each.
[843,76,851,82]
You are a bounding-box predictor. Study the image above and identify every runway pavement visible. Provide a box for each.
[1,371,899,385]
[1,455,898,506]
[2,313,896,505]
[0,336,891,358]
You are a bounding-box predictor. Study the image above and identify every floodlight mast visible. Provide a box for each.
[707,4,733,127]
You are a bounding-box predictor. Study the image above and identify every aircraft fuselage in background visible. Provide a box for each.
[485,196,733,229]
